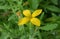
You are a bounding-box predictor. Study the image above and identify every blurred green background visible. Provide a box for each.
[0,0,60,39]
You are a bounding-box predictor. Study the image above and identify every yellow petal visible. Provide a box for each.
[18,17,30,25]
[31,18,41,26]
[32,9,42,17]
[23,10,31,17]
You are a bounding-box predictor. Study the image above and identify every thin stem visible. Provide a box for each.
[38,28,42,39]
[28,23,34,39]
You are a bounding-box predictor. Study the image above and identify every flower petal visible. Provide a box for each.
[32,9,42,17]
[18,17,30,25]
[31,18,41,26]
[23,10,31,17]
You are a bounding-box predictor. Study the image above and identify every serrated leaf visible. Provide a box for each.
[46,5,60,13]
[40,24,58,31]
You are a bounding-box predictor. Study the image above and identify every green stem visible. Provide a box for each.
[28,23,34,39]
[33,27,42,39]
[29,23,32,35]
[38,27,42,39]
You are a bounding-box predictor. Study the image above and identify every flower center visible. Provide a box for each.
[27,15,32,20]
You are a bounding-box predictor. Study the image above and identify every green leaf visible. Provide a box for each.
[0,6,10,9]
[45,16,58,22]
[40,24,58,31]
[40,12,44,20]
[28,0,40,10]
[51,0,58,5]
[8,15,15,21]
[46,5,60,13]
[52,13,57,17]
[0,31,10,39]
[3,23,9,29]
[8,14,18,23]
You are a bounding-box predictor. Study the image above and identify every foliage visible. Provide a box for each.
[0,0,60,39]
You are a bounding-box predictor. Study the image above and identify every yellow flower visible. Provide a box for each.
[18,9,42,26]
